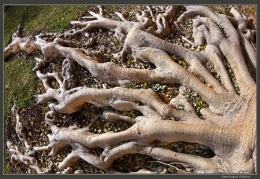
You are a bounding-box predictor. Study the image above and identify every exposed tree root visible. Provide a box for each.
[5,5,256,174]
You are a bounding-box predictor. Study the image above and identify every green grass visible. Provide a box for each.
[22,6,88,34]
[4,58,37,117]
[4,6,27,46]
[4,5,88,46]
[4,152,12,174]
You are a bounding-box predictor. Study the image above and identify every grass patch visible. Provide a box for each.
[22,6,88,34]
[4,152,12,174]
[4,5,88,46]
[4,57,37,118]
[4,6,27,46]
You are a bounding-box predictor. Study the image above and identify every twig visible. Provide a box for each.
[148,160,184,173]
[181,36,194,46]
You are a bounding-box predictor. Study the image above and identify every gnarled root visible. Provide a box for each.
[5,5,256,174]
